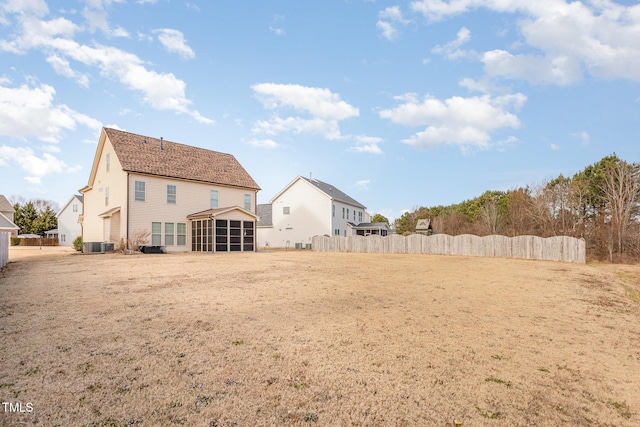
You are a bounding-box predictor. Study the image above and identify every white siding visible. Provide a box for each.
[128,173,257,252]
[57,197,82,246]
[82,137,128,244]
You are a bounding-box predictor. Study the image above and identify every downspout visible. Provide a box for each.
[126,173,130,247]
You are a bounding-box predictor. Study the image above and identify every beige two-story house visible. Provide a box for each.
[80,128,260,252]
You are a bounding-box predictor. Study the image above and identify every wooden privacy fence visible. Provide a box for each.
[312,234,586,263]
[0,232,8,269]
[16,237,59,246]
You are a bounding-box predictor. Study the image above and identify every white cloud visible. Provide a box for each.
[550,143,561,151]
[411,0,640,84]
[377,6,410,41]
[432,27,476,59]
[252,83,359,120]
[355,180,371,190]
[154,28,195,59]
[1,7,211,124]
[269,26,285,36]
[570,130,590,144]
[379,92,526,149]
[0,145,82,185]
[248,138,280,149]
[482,50,582,85]
[0,80,101,142]
[349,135,384,155]
[46,54,90,87]
[251,83,358,140]
[0,0,49,23]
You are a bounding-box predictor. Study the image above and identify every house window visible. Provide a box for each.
[332,205,335,217]
[359,211,363,222]
[165,222,174,246]
[106,153,110,172]
[152,222,161,245]
[342,207,345,219]
[210,190,218,208]
[61,234,66,243]
[334,229,340,236]
[244,194,251,211]
[353,210,356,221]
[283,207,290,215]
[167,185,176,204]
[135,181,145,201]
[105,187,109,206]
[72,204,78,213]
[177,223,186,245]
[347,208,349,219]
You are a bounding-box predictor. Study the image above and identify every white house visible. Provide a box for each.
[257,176,370,249]
[0,195,19,237]
[80,128,260,252]
[57,195,83,246]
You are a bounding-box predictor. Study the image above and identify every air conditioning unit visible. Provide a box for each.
[295,243,302,250]
[83,242,102,253]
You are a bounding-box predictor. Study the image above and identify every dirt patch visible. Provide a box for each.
[1,250,639,426]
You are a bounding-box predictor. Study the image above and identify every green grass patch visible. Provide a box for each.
[485,376,512,387]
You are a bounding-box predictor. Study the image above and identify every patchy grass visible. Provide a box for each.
[1,250,639,425]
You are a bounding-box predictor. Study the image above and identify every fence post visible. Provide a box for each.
[0,232,8,269]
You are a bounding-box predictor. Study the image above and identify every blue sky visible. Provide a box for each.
[0,0,638,221]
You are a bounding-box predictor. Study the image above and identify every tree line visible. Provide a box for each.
[10,197,59,236]
[394,154,640,262]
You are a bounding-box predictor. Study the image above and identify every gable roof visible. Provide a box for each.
[187,206,258,220]
[415,218,432,230]
[301,177,366,209]
[0,195,14,214]
[98,128,260,191]
[0,212,19,230]
[57,194,83,217]
[270,176,366,209]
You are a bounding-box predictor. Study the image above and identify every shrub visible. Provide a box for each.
[11,237,21,246]
[72,236,83,251]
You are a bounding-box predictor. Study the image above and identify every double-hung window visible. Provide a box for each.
[167,185,176,204]
[152,222,161,245]
[135,181,145,201]
[244,194,251,211]
[165,222,174,246]
[210,190,218,208]
[177,223,186,245]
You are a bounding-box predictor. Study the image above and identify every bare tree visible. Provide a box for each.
[601,160,640,261]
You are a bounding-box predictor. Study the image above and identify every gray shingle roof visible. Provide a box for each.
[104,128,260,190]
[256,204,273,227]
[0,195,14,214]
[301,177,365,209]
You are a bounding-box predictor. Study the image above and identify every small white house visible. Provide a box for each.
[0,195,19,237]
[57,195,83,246]
[257,176,369,249]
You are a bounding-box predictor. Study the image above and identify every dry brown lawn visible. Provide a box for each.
[1,248,639,426]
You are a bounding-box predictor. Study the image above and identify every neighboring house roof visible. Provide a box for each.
[0,195,14,214]
[301,177,366,208]
[270,176,366,209]
[101,128,260,190]
[187,206,259,220]
[415,218,432,230]
[0,212,19,230]
[57,194,83,218]
[351,222,390,229]
[45,229,59,235]
[256,204,273,227]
